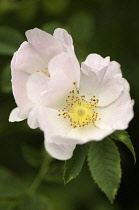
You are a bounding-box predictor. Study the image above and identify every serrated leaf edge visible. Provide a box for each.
[63,145,88,184]
[87,139,122,204]
[112,131,136,164]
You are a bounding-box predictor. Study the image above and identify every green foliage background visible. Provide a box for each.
[0,0,138,209]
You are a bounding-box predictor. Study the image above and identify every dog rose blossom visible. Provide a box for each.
[9,28,80,128]
[9,27,134,161]
[37,54,134,160]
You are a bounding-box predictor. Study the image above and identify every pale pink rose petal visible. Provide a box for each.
[82,54,122,80]
[26,28,63,64]
[53,28,73,50]
[11,69,33,111]
[27,106,40,129]
[96,79,134,130]
[26,72,49,104]
[9,107,26,122]
[79,67,123,106]
[48,52,80,86]
[44,141,76,160]
[41,53,80,108]
[82,53,110,72]
[12,41,46,75]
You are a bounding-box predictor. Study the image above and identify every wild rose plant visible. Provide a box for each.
[9,28,135,203]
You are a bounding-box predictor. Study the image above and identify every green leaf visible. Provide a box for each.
[1,64,11,93]
[111,130,136,164]
[0,26,24,56]
[21,144,43,168]
[18,194,51,210]
[88,138,121,203]
[0,167,25,198]
[63,144,88,184]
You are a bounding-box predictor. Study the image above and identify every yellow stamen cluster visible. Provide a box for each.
[36,68,50,77]
[58,87,101,128]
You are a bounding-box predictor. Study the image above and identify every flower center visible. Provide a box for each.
[58,87,101,128]
[77,107,86,117]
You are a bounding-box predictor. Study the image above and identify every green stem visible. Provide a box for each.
[29,152,52,193]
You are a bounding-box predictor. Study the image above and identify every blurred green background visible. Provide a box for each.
[0,0,139,209]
